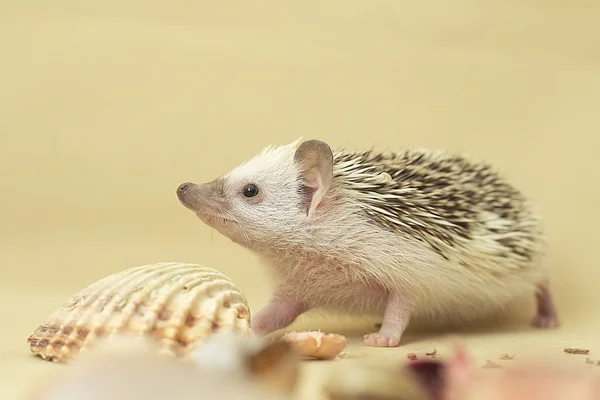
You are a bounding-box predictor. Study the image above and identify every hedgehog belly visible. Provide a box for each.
[273,239,546,326]
[407,258,547,325]
[327,252,546,325]
[304,283,390,315]
[274,258,391,315]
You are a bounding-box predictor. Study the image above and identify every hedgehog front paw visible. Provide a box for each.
[250,297,308,336]
[365,292,409,347]
[363,332,401,347]
[251,312,274,335]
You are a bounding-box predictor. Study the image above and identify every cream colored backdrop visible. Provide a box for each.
[1,1,599,398]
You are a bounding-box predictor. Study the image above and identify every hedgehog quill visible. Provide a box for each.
[176,138,559,347]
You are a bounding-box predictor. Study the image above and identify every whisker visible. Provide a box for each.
[237,220,250,245]
[222,209,250,246]
[197,205,250,246]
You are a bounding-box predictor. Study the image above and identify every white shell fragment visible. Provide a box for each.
[27,262,253,362]
[324,359,432,400]
[193,332,300,394]
[27,334,293,400]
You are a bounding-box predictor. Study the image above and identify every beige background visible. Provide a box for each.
[1,1,599,398]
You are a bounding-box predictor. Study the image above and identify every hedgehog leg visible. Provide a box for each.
[251,293,308,336]
[364,292,411,347]
[532,280,559,329]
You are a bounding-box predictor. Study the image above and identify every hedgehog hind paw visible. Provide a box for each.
[532,314,559,329]
[532,281,560,329]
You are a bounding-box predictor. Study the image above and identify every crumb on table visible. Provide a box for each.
[425,348,437,357]
[500,353,515,360]
[564,348,590,355]
[482,360,504,369]
[407,353,417,361]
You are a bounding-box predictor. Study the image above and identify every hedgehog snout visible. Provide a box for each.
[177,182,192,193]
[177,182,203,211]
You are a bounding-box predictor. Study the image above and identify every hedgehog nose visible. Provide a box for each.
[177,182,192,193]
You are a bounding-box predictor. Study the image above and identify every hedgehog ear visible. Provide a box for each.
[294,139,334,217]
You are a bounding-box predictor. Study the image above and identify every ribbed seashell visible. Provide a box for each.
[27,262,253,362]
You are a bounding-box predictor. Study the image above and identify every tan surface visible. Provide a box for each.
[1,1,600,398]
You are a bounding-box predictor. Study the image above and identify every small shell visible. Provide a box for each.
[27,262,253,362]
[280,331,347,360]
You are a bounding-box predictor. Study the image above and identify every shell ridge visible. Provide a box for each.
[177,282,239,353]
[76,264,184,352]
[100,267,211,336]
[32,264,183,361]
[34,265,165,361]
[145,272,213,346]
[169,278,232,350]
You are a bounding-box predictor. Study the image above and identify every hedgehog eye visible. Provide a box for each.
[243,184,259,198]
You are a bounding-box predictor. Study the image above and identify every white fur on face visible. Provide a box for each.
[207,139,306,247]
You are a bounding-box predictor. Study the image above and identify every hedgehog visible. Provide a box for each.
[176,138,559,347]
